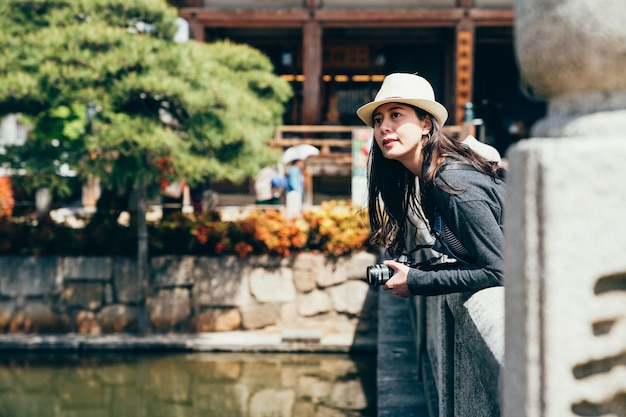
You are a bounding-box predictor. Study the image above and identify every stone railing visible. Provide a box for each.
[0,252,377,346]
[411,287,505,417]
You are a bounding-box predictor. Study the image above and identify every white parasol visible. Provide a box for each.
[282,144,320,164]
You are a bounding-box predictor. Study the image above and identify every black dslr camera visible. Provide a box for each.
[366,254,418,286]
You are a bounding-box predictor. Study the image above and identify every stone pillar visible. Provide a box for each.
[504,1,626,416]
[514,0,626,137]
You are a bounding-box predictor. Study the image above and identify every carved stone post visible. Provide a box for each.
[504,1,626,416]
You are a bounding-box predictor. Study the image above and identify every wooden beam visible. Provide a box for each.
[467,8,514,25]
[180,8,310,28]
[315,8,465,27]
[180,7,513,29]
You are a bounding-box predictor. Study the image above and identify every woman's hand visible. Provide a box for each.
[382,260,412,298]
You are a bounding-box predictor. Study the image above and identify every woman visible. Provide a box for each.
[356,73,506,298]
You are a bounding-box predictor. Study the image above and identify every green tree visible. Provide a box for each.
[0,0,292,210]
[0,0,292,334]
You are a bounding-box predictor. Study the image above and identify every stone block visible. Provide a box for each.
[343,251,377,280]
[61,282,104,310]
[296,290,332,317]
[63,256,112,280]
[98,304,140,333]
[0,301,16,330]
[191,308,242,332]
[151,256,195,287]
[328,280,370,315]
[292,402,316,417]
[9,302,59,333]
[240,303,281,330]
[113,257,141,303]
[148,288,191,331]
[76,310,101,335]
[192,256,250,307]
[0,256,62,297]
[104,282,114,304]
[246,254,291,269]
[292,253,325,292]
[249,266,296,303]
[315,258,348,288]
[281,328,323,343]
[280,302,299,324]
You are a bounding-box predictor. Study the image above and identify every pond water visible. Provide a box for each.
[0,351,376,417]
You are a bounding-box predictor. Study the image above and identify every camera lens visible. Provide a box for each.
[366,264,394,286]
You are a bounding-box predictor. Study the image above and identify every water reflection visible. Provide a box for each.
[0,351,376,417]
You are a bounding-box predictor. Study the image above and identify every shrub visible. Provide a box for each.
[0,200,373,257]
[303,200,371,256]
[239,209,309,257]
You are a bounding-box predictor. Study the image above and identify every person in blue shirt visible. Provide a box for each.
[285,159,305,218]
[286,159,305,196]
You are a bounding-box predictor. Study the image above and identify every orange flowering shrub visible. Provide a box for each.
[240,209,309,257]
[189,214,248,256]
[0,177,14,218]
[188,202,371,258]
[303,200,371,256]
[0,200,373,258]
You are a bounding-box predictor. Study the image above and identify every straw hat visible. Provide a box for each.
[356,73,448,128]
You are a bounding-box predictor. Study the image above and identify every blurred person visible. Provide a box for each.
[252,164,285,205]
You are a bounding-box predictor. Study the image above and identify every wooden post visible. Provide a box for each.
[454,19,474,126]
[190,15,205,42]
[304,170,313,208]
[302,21,322,125]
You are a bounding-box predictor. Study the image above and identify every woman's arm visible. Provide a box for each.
[396,174,505,296]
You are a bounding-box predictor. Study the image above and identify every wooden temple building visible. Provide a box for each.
[179,0,546,155]
[176,1,546,203]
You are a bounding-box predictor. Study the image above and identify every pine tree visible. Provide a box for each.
[0,0,292,211]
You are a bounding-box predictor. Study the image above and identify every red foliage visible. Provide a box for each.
[0,177,14,218]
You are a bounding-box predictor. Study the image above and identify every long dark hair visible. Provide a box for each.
[367,105,504,257]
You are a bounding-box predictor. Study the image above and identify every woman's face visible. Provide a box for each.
[372,102,432,175]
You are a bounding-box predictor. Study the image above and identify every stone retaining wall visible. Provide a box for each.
[0,252,378,340]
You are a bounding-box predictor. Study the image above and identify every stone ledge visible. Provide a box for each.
[0,331,377,354]
[446,287,505,416]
